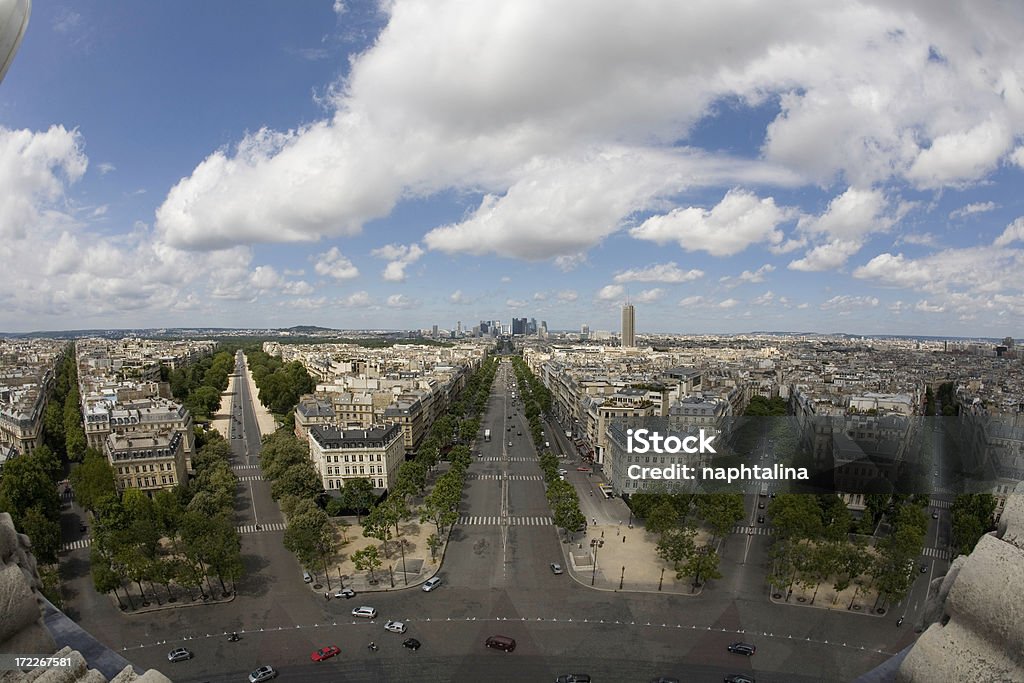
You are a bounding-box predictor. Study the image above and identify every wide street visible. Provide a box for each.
[57,357,930,682]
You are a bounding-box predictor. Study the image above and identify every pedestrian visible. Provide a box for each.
[896,617,903,627]
[325,592,330,600]
[623,536,626,543]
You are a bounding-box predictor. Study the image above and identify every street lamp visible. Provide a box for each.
[590,538,603,586]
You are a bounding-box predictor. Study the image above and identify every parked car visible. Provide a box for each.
[166,647,193,662]
[727,642,756,656]
[555,675,592,683]
[310,645,340,662]
[550,563,564,575]
[384,620,407,633]
[650,677,680,683]
[724,675,755,683]
[422,577,443,592]
[402,638,421,650]
[248,666,277,683]
[334,587,356,599]
[302,570,313,583]
[351,606,377,618]
[576,466,591,472]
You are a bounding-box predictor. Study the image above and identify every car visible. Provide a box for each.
[550,563,564,575]
[422,576,442,592]
[757,501,765,509]
[310,645,340,662]
[352,606,378,618]
[557,469,568,476]
[303,570,313,583]
[724,675,755,683]
[509,441,513,447]
[507,426,512,431]
[576,466,591,472]
[650,678,680,683]
[517,431,522,435]
[384,620,407,633]
[920,564,928,573]
[932,510,940,519]
[402,637,421,650]
[757,514,765,524]
[79,523,87,532]
[166,647,193,662]
[555,675,591,683]
[248,666,277,683]
[727,642,756,656]
[334,587,356,599]
[484,635,516,652]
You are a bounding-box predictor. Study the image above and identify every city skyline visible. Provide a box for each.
[3,2,1024,336]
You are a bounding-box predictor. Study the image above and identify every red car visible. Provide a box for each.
[310,645,340,662]
[576,466,591,472]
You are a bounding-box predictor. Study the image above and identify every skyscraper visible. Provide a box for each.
[621,303,635,347]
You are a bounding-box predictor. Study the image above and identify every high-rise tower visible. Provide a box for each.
[621,302,635,347]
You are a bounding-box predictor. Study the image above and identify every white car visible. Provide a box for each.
[557,469,568,476]
[422,577,442,592]
[334,587,356,599]
[352,606,378,619]
[384,620,407,633]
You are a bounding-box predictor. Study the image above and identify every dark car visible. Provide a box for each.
[724,675,755,683]
[920,564,928,573]
[402,638,421,650]
[757,501,765,509]
[484,635,516,652]
[555,676,591,683]
[651,678,680,683]
[79,523,87,532]
[727,642,756,656]
[932,510,940,519]
[757,514,765,524]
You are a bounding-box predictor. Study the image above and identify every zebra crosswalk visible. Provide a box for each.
[237,522,286,534]
[233,464,261,470]
[469,474,543,481]
[731,525,774,536]
[929,499,951,509]
[922,546,950,560]
[457,515,553,526]
[237,475,264,482]
[477,456,538,462]
[61,538,92,552]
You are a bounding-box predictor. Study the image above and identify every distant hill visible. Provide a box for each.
[284,325,338,334]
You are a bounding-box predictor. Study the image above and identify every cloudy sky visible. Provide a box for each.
[2,0,1024,336]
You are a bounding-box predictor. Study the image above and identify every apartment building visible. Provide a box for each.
[107,430,186,494]
[307,423,404,492]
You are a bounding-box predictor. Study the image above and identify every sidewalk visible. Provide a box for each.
[563,520,709,596]
[242,355,278,437]
[304,515,446,595]
[210,372,238,439]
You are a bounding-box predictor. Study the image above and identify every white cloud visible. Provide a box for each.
[596,284,625,301]
[993,217,1024,248]
[751,291,775,306]
[340,291,373,307]
[799,188,890,241]
[718,298,739,308]
[97,162,115,175]
[634,288,664,303]
[283,280,315,296]
[506,298,527,308]
[386,294,416,308]
[554,253,587,272]
[314,247,360,280]
[332,0,346,15]
[721,263,775,286]
[915,300,946,313]
[907,118,1012,189]
[788,239,864,272]
[372,242,424,281]
[1012,146,1024,169]
[533,291,548,301]
[894,232,937,247]
[631,188,792,256]
[449,289,470,304]
[556,289,579,302]
[949,201,996,219]
[678,295,705,307]
[151,0,1024,258]
[853,246,1024,301]
[614,262,704,284]
[290,297,329,310]
[819,295,879,310]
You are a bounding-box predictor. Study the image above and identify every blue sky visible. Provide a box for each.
[2,1,1024,336]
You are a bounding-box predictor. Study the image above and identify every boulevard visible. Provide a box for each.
[57,357,929,682]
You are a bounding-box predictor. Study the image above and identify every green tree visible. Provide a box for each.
[696,493,746,543]
[69,451,117,514]
[679,546,722,587]
[341,478,376,522]
[352,545,382,583]
[20,506,61,564]
[426,533,442,561]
